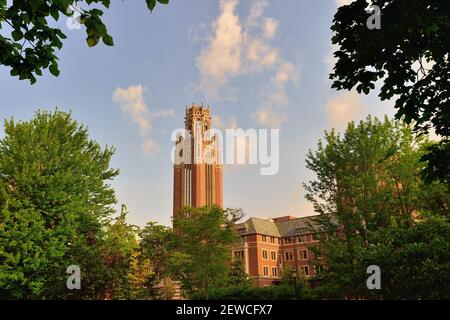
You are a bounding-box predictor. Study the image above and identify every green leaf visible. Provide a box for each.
[12,30,23,41]
[146,0,156,11]
[102,34,114,46]
[49,63,60,77]
[87,36,100,47]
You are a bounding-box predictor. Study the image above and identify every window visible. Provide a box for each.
[284,251,294,261]
[234,250,244,260]
[298,235,307,243]
[270,250,277,261]
[263,266,269,277]
[284,237,292,244]
[271,267,278,277]
[298,249,308,260]
[270,237,275,243]
[261,235,267,242]
[300,265,309,277]
[314,265,324,274]
[262,249,268,260]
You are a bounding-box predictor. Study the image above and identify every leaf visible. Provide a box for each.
[146,0,156,11]
[87,36,100,47]
[102,34,114,46]
[49,63,60,77]
[12,30,23,41]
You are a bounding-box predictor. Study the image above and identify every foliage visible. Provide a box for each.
[227,259,252,287]
[0,0,169,83]
[330,0,450,185]
[168,206,244,299]
[206,273,311,300]
[133,221,172,299]
[0,109,130,299]
[304,116,450,299]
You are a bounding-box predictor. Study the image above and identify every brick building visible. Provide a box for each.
[172,105,324,289]
[234,215,325,287]
[173,104,223,218]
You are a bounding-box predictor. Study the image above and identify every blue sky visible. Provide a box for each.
[0,0,395,227]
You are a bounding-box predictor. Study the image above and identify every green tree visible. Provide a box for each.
[0,0,169,83]
[0,109,119,299]
[303,116,450,299]
[330,0,450,185]
[227,259,251,287]
[100,205,138,299]
[168,206,243,299]
[134,221,172,299]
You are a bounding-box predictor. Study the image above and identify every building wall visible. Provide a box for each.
[234,231,325,287]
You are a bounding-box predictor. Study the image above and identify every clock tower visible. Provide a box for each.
[173,104,223,218]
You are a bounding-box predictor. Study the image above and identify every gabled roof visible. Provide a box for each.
[235,215,321,237]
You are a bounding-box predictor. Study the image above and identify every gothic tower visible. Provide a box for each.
[173,104,223,218]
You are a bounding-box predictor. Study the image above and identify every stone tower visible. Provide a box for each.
[173,104,223,218]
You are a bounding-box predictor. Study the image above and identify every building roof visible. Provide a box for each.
[235,215,321,237]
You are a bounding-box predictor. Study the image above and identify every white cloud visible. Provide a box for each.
[325,91,367,130]
[112,84,161,157]
[246,38,279,71]
[212,114,238,130]
[112,85,151,136]
[196,0,244,100]
[263,18,278,39]
[142,139,159,157]
[196,0,299,119]
[336,0,354,6]
[246,0,268,29]
[253,62,299,128]
[252,106,288,128]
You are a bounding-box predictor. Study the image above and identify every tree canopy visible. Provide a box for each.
[330,0,450,185]
[304,116,450,299]
[0,0,169,83]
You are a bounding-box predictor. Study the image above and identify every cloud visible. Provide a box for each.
[252,106,288,128]
[142,139,159,156]
[263,18,278,39]
[196,0,299,118]
[112,85,151,136]
[246,38,279,71]
[253,62,299,128]
[112,85,161,157]
[212,114,238,130]
[325,91,367,130]
[336,0,354,6]
[196,0,244,100]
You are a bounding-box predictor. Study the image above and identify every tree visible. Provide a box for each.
[134,221,172,299]
[0,0,169,84]
[227,259,251,287]
[168,206,244,299]
[0,109,119,299]
[100,205,138,299]
[330,0,450,185]
[303,116,450,299]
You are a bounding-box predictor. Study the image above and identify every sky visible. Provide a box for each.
[0,0,395,227]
